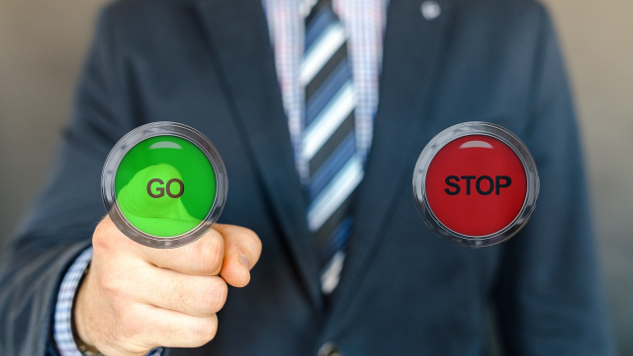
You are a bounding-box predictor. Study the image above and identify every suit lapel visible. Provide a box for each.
[327,0,455,318]
[192,0,322,307]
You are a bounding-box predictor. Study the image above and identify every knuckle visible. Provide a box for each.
[98,271,121,296]
[250,231,263,255]
[237,227,259,243]
[199,278,228,314]
[117,306,143,339]
[93,218,123,252]
[98,267,131,301]
[240,228,262,258]
[195,315,218,342]
[92,223,111,251]
[195,234,223,274]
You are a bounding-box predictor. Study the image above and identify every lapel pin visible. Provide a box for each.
[421,1,442,21]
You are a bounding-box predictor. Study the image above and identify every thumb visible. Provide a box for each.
[214,224,262,288]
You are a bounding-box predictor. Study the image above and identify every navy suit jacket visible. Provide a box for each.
[0,0,615,355]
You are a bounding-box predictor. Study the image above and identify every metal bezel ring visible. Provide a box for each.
[102,121,228,249]
[412,121,539,248]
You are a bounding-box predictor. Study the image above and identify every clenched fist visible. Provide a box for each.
[73,216,262,355]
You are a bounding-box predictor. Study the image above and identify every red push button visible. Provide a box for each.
[413,122,539,248]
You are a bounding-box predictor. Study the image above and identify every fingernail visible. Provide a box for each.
[239,253,250,270]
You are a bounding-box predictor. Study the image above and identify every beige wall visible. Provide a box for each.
[541,1,633,353]
[1,0,631,353]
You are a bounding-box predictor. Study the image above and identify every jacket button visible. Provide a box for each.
[317,342,342,356]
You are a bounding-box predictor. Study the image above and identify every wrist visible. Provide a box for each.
[72,267,100,354]
[53,247,94,356]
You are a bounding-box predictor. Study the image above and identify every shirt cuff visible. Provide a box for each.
[52,247,163,356]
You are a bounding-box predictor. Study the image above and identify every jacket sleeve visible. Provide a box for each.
[0,7,137,355]
[491,5,615,356]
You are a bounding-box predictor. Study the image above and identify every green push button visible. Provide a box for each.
[102,122,227,248]
[115,136,216,237]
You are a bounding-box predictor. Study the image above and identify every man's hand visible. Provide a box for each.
[74,216,262,355]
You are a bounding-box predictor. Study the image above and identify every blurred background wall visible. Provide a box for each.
[0,0,631,353]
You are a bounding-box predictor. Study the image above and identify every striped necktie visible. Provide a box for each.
[301,0,364,295]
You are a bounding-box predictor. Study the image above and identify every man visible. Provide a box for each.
[0,0,615,355]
